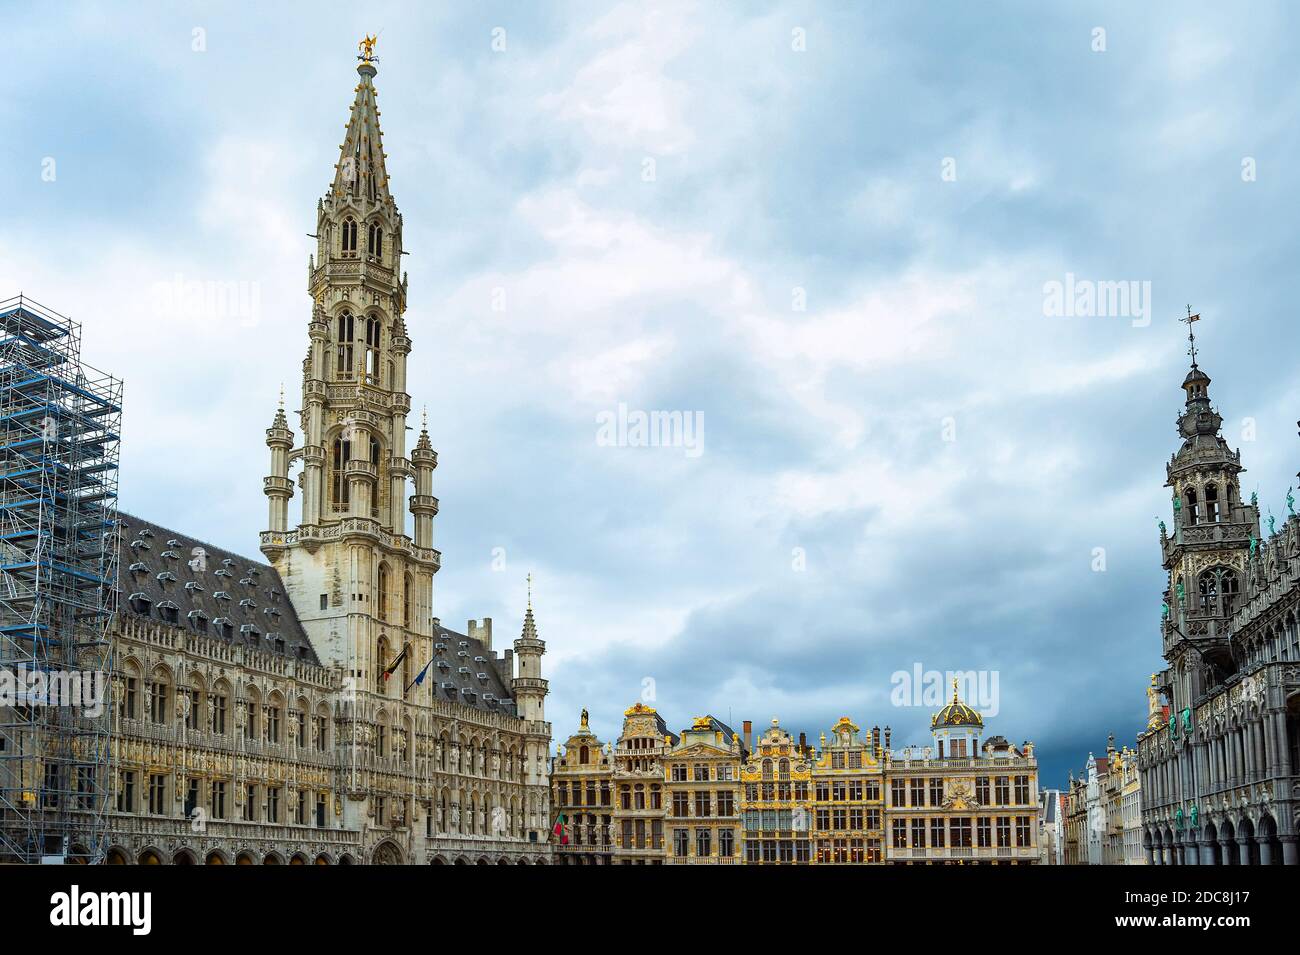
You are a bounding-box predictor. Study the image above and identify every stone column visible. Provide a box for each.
[1258,836,1273,866]
[1219,838,1234,865]
[1238,838,1251,866]
[1199,840,1215,865]
[1281,835,1297,866]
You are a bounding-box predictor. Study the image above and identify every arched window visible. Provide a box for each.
[377,564,390,622]
[331,436,351,509]
[367,222,383,259]
[579,745,590,764]
[342,217,357,255]
[403,573,413,627]
[1198,567,1239,617]
[1184,487,1200,525]
[336,311,354,377]
[1205,484,1219,522]
[376,635,390,692]
[364,315,381,383]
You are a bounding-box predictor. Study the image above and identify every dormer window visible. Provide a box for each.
[129,562,148,575]
[157,600,180,625]
[239,598,257,609]
[161,550,180,560]
[188,610,208,633]
[185,581,205,593]
[214,591,232,602]
[156,571,177,584]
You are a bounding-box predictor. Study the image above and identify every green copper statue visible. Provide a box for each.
[1289,487,1296,516]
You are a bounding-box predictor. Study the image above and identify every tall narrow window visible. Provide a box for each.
[377,564,390,622]
[364,315,381,383]
[1185,487,1200,525]
[342,217,358,255]
[403,573,412,627]
[336,311,354,377]
[367,222,383,259]
[331,437,351,509]
[1205,484,1219,522]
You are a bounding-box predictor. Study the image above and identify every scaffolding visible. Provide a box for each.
[0,294,121,864]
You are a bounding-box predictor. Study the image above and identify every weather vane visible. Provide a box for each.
[358,34,378,64]
[1180,305,1200,366]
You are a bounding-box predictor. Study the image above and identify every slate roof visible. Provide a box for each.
[115,512,319,664]
[428,621,517,715]
[114,513,519,715]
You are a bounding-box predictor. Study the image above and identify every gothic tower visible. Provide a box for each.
[1158,315,1258,715]
[260,40,438,829]
[512,593,550,835]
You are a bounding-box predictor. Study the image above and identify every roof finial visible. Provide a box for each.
[1181,305,1201,367]
[278,382,284,410]
[358,34,378,65]
[526,571,533,610]
[421,405,428,431]
[951,676,959,703]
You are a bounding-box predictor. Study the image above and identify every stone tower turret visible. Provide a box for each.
[1158,312,1258,715]
[512,584,550,842]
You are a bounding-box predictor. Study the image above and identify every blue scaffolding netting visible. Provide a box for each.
[0,293,121,863]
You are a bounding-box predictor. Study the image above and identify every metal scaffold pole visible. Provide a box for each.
[0,294,121,864]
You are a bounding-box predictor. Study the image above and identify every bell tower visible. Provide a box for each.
[259,39,439,827]
[1157,309,1257,717]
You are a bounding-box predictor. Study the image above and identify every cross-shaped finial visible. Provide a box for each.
[278,383,285,409]
[526,572,533,609]
[421,406,428,430]
[1180,305,1201,366]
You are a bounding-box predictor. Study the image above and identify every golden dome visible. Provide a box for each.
[931,678,984,729]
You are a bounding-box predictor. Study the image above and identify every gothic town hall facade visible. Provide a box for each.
[102,48,552,865]
[1137,333,1300,866]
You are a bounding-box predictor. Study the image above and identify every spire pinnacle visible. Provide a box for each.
[1181,305,1201,368]
[526,571,533,610]
[331,38,392,204]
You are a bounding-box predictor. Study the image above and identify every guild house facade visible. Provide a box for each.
[0,41,553,866]
[1137,319,1300,866]
[551,683,1038,864]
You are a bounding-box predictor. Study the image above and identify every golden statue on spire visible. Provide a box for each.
[358,34,378,63]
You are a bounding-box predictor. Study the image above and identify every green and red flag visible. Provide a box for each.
[552,813,568,845]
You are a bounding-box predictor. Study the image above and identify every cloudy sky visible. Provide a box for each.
[6,1,1300,787]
